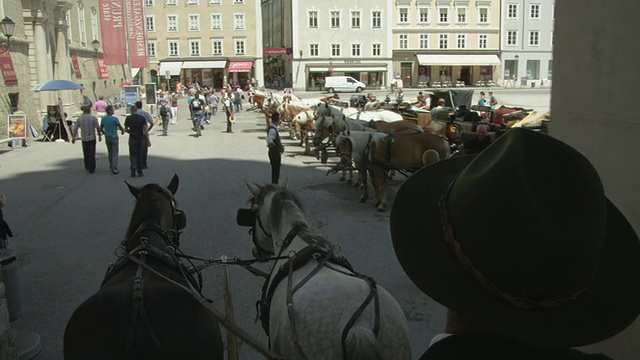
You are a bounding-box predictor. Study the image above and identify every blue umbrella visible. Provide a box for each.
[31,79,84,92]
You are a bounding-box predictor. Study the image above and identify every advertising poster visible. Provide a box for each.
[7,114,27,139]
[123,86,139,107]
[126,0,147,69]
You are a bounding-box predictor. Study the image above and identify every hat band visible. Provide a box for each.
[438,186,588,310]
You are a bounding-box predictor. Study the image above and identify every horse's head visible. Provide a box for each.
[238,179,297,261]
[123,174,186,251]
[313,115,336,147]
[334,131,354,167]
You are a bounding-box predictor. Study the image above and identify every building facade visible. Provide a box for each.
[263,0,394,91]
[0,0,127,139]
[145,0,263,91]
[392,0,501,88]
[500,0,554,87]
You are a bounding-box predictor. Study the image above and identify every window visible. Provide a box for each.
[478,7,488,23]
[419,7,429,23]
[167,15,178,31]
[166,0,177,5]
[331,11,340,28]
[145,0,153,5]
[372,11,381,28]
[147,41,156,57]
[552,5,555,19]
[351,44,361,56]
[234,38,245,55]
[439,34,448,49]
[188,15,199,31]
[439,7,448,22]
[309,11,318,28]
[189,39,200,56]
[65,11,72,43]
[504,59,517,79]
[91,9,99,40]
[78,5,87,46]
[548,60,553,80]
[331,43,340,57]
[507,4,518,18]
[168,40,179,57]
[457,34,466,49]
[478,34,487,49]
[233,0,244,3]
[186,0,198,5]
[550,31,554,46]
[399,8,408,23]
[526,60,540,79]
[211,14,222,30]
[457,7,467,23]
[211,38,223,55]
[399,34,408,49]
[419,34,429,49]
[507,30,517,46]
[146,15,155,32]
[530,4,540,19]
[309,43,318,57]
[529,31,539,46]
[372,43,381,56]
[234,14,245,29]
[209,0,220,3]
[351,11,360,28]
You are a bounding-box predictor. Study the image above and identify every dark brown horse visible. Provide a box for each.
[64,175,224,360]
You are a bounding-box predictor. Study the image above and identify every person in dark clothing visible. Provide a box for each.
[124,106,149,177]
[461,124,492,154]
[0,194,13,249]
[266,112,283,184]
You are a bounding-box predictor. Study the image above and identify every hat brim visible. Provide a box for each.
[390,155,640,348]
[229,115,236,123]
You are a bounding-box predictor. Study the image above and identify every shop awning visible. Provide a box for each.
[182,60,226,69]
[308,67,388,72]
[159,62,183,76]
[416,54,501,66]
[131,67,141,78]
[228,61,253,72]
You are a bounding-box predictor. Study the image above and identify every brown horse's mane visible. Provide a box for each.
[124,184,176,243]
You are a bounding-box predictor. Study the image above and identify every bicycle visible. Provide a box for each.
[192,111,204,137]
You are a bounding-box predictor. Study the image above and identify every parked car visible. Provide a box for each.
[324,76,366,93]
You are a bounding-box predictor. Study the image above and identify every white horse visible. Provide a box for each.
[244,180,411,360]
[334,131,373,203]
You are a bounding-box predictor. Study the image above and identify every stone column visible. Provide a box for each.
[32,17,55,115]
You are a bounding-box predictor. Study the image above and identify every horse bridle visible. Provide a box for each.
[237,202,275,260]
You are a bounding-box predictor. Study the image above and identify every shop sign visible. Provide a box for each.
[263,48,291,56]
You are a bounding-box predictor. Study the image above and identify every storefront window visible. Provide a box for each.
[548,60,553,80]
[504,60,517,80]
[526,60,540,79]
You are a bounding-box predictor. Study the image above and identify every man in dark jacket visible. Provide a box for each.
[266,112,284,184]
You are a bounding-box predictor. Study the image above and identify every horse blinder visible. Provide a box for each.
[174,209,186,231]
[236,208,254,227]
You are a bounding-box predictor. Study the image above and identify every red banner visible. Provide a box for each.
[0,48,17,85]
[71,53,82,79]
[99,0,127,65]
[96,57,110,79]
[126,0,147,69]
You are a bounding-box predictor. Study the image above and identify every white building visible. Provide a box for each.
[263,0,393,91]
[501,0,554,87]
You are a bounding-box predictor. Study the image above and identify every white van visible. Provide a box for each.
[324,76,366,93]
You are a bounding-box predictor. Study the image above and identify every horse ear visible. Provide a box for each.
[278,177,289,189]
[167,174,179,195]
[125,181,141,198]
[246,180,261,197]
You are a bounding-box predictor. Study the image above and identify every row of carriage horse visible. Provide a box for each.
[247,89,543,212]
[61,90,547,360]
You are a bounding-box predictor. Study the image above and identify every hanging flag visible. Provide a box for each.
[126,0,147,69]
[99,0,127,65]
[71,53,82,79]
[96,57,110,79]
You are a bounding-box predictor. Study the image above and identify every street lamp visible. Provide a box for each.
[0,17,16,55]
[91,39,100,52]
[514,55,520,87]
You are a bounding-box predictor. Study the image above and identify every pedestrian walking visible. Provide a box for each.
[124,106,149,177]
[135,101,154,169]
[223,93,234,133]
[170,93,178,124]
[267,112,284,184]
[81,92,92,111]
[100,105,125,174]
[158,100,172,136]
[0,194,13,249]
[71,105,102,174]
[208,90,219,116]
[94,96,108,120]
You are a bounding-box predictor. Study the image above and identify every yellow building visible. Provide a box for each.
[392,0,501,88]
[144,0,263,91]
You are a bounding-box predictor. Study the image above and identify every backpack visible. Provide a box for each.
[160,104,168,116]
[192,98,201,109]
